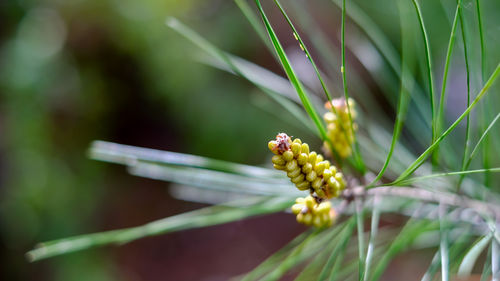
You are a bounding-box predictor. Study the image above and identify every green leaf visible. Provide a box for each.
[439,205,449,281]
[261,227,341,281]
[457,0,472,190]
[26,196,294,262]
[90,140,281,179]
[492,236,499,281]
[166,17,318,133]
[394,62,500,183]
[421,251,440,281]
[369,0,413,186]
[410,0,436,144]
[253,0,332,156]
[317,217,355,281]
[272,0,346,165]
[370,220,438,281]
[461,112,500,176]
[458,234,492,276]
[355,198,366,280]
[363,198,381,280]
[129,162,299,196]
[434,2,460,165]
[396,167,500,185]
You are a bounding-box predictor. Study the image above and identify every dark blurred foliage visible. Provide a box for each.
[0,0,306,280]
[1,0,500,280]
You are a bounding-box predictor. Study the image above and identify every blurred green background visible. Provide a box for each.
[1,0,500,280]
[0,0,311,280]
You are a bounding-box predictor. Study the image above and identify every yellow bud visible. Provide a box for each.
[302,163,313,174]
[303,213,313,225]
[315,189,326,198]
[329,166,337,174]
[334,172,344,183]
[308,152,317,164]
[295,197,305,204]
[273,164,286,170]
[313,216,323,228]
[291,204,303,215]
[295,181,310,191]
[327,177,340,189]
[301,143,310,154]
[322,169,333,180]
[314,161,326,175]
[296,213,304,223]
[271,155,285,165]
[297,153,308,165]
[283,150,294,161]
[324,112,336,123]
[287,168,301,178]
[286,159,298,171]
[305,196,315,209]
[316,154,324,163]
[291,174,305,184]
[293,138,302,144]
[312,177,324,190]
[320,201,332,211]
[306,170,317,182]
[291,142,302,156]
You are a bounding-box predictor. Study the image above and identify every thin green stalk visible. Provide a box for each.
[493,236,499,281]
[317,217,356,281]
[262,230,323,281]
[276,0,371,170]
[411,0,436,145]
[476,0,486,82]
[363,197,380,281]
[421,251,441,281]
[458,234,492,276]
[369,0,413,186]
[370,220,438,281]
[480,245,492,281]
[356,197,366,280]
[272,0,343,164]
[459,113,500,186]
[458,0,472,191]
[434,3,460,165]
[241,229,315,281]
[273,0,334,107]
[396,167,500,185]
[341,0,366,174]
[439,205,449,281]
[476,0,491,187]
[253,0,333,157]
[328,219,357,281]
[394,62,500,184]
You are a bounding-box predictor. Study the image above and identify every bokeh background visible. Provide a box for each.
[1,0,499,280]
[0,0,306,280]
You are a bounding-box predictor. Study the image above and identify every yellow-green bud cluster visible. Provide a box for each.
[323,97,358,158]
[291,195,336,227]
[268,133,346,199]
